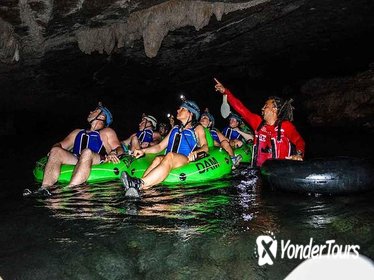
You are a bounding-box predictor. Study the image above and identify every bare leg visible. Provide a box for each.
[216,135,234,156]
[42,147,78,188]
[143,155,164,177]
[230,139,243,148]
[68,149,101,187]
[141,152,188,189]
[130,136,141,152]
[220,141,234,156]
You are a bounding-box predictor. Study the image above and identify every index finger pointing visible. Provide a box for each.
[214,77,221,84]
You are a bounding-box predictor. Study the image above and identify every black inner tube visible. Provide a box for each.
[260,157,374,195]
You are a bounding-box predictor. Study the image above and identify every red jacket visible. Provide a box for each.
[225,89,305,166]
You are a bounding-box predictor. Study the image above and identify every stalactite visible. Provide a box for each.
[0,18,20,64]
[76,0,270,58]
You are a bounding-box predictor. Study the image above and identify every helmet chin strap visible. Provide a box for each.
[142,120,153,130]
[180,114,193,130]
[89,110,105,130]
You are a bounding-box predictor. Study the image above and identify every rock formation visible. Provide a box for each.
[302,66,374,128]
[0,0,373,130]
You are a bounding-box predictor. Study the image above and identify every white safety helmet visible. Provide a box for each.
[143,114,157,129]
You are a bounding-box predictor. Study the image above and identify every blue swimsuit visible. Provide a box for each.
[222,127,244,142]
[73,130,106,156]
[166,126,197,156]
[136,129,154,145]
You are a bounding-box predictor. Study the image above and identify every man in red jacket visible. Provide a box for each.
[214,78,305,167]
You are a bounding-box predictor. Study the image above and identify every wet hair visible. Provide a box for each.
[268,96,294,122]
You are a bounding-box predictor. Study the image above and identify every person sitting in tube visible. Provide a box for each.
[221,112,254,148]
[157,113,175,139]
[199,108,242,168]
[122,113,161,153]
[121,95,208,197]
[158,122,169,139]
[23,102,124,197]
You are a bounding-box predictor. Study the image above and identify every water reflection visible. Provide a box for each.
[33,167,374,244]
[35,169,272,236]
[17,166,373,280]
[42,183,124,221]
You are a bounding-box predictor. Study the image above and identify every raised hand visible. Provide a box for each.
[214,78,226,94]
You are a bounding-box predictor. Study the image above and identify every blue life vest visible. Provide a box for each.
[166,126,197,156]
[73,130,106,156]
[222,127,243,141]
[136,128,154,144]
[210,129,220,143]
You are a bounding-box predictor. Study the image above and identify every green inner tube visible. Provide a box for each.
[33,155,133,183]
[233,142,253,163]
[207,127,252,164]
[128,147,233,185]
[33,148,233,185]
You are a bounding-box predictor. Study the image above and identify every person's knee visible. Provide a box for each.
[221,141,229,148]
[153,156,163,165]
[80,148,94,160]
[49,146,64,158]
[236,141,243,148]
[164,152,175,162]
[162,153,180,168]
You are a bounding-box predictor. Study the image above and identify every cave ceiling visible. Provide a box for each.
[1,0,374,124]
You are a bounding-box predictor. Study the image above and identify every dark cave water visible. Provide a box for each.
[0,128,373,279]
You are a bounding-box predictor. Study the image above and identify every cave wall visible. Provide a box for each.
[301,65,374,128]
